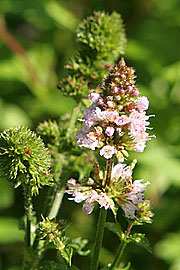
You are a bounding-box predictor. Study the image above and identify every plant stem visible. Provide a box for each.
[66,102,81,140]
[90,208,107,270]
[110,223,133,269]
[91,158,113,270]
[48,185,65,219]
[42,153,63,218]
[33,103,82,250]
[24,185,32,247]
[23,185,33,270]
[33,154,63,250]
[105,158,113,187]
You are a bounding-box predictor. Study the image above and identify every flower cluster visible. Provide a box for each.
[76,59,153,160]
[66,162,149,219]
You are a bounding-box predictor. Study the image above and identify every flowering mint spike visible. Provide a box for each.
[58,12,126,100]
[76,58,154,159]
[0,126,52,195]
[66,163,150,220]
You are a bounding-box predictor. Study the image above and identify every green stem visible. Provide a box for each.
[42,153,63,218]
[23,185,33,270]
[33,154,63,250]
[48,186,65,219]
[33,103,82,251]
[105,158,113,187]
[24,185,32,247]
[90,208,107,270]
[91,158,113,270]
[110,223,133,269]
[66,102,81,139]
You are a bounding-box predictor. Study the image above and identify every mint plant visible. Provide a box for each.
[0,11,154,270]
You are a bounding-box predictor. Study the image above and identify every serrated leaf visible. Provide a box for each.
[105,222,123,239]
[128,233,152,253]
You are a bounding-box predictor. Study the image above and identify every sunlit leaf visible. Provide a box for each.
[128,233,152,253]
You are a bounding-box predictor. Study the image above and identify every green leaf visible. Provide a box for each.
[70,237,90,256]
[128,233,152,253]
[105,222,123,239]
[60,246,73,266]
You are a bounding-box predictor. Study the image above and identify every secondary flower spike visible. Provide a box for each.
[76,58,154,159]
[66,162,150,220]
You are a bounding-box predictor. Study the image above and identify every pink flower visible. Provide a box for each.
[126,180,149,204]
[83,202,95,214]
[132,89,140,96]
[134,141,146,152]
[113,86,118,93]
[107,101,115,108]
[100,145,116,159]
[115,115,130,126]
[66,179,114,214]
[76,132,100,150]
[128,110,149,137]
[88,92,100,103]
[121,180,150,218]
[105,126,115,136]
[127,86,133,91]
[135,96,149,111]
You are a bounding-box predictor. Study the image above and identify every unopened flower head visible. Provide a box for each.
[76,58,154,159]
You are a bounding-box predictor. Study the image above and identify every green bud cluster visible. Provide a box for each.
[134,201,154,225]
[58,11,126,101]
[0,126,52,195]
[38,217,72,265]
[77,11,126,60]
[36,120,60,147]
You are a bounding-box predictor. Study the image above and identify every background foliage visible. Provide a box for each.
[0,0,180,269]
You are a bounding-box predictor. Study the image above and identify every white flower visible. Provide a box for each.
[100,145,116,159]
[135,96,149,112]
[111,163,132,180]
[97,192,114,210]
[121,202,139,219]
[125,179,149,208]
[105,126,115,137]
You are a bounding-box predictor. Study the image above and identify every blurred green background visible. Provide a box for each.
[0,0,180,269]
